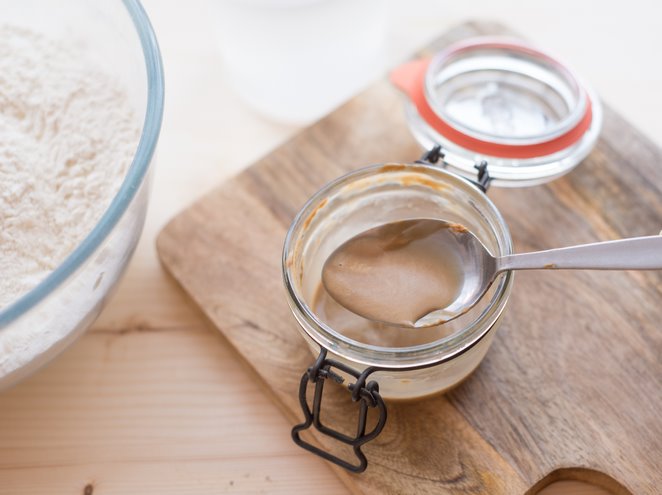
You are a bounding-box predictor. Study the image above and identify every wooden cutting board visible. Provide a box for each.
[156,21,662,495]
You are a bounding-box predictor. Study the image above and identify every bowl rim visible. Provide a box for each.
[0,0,165,326]
[282,162,515,370]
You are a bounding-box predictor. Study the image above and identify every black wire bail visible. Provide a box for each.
[291,348,387,473]
[417,145,492,192]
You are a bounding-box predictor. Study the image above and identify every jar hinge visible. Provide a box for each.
[417,145,492,192]
[291,348,387,473]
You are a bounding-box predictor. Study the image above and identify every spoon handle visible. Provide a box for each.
[496,234,662,272]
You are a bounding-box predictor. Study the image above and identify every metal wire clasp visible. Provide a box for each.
[417,145,492,192]
[291,349,387,473]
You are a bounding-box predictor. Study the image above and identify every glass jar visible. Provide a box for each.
[282,159,514,471]
[283,162,513,399]
[283,36,602,473]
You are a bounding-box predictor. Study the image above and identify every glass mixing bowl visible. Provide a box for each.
[0,0,164,389]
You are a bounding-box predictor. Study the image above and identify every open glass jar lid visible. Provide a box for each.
[391,37,602,186]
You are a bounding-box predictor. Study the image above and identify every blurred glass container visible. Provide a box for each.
[0,0,164,389]
[212,0,388,124]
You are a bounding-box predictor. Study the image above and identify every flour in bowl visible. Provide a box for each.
[0,25,140,309]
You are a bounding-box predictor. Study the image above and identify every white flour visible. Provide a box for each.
[0,25,140,309]
[0,25,142,383]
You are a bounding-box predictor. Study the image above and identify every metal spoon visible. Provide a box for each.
[321,218,662,328]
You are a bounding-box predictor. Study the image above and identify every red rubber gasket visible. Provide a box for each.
[392,57,593,159]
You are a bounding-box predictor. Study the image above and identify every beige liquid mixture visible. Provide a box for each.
[322,219,464,327]
[312,283,457,347]
[314,219,467,347]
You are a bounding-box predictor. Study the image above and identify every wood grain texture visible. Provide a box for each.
[0,322,346,494]
[157,22,662,495]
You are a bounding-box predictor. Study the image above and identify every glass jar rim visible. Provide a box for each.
[425,36,589,148]
[282,162,514,370]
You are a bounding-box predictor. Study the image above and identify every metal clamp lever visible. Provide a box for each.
[417,145,492,192]
[291,349,387,473]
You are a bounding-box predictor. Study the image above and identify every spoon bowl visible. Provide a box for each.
[322,219,497,328]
